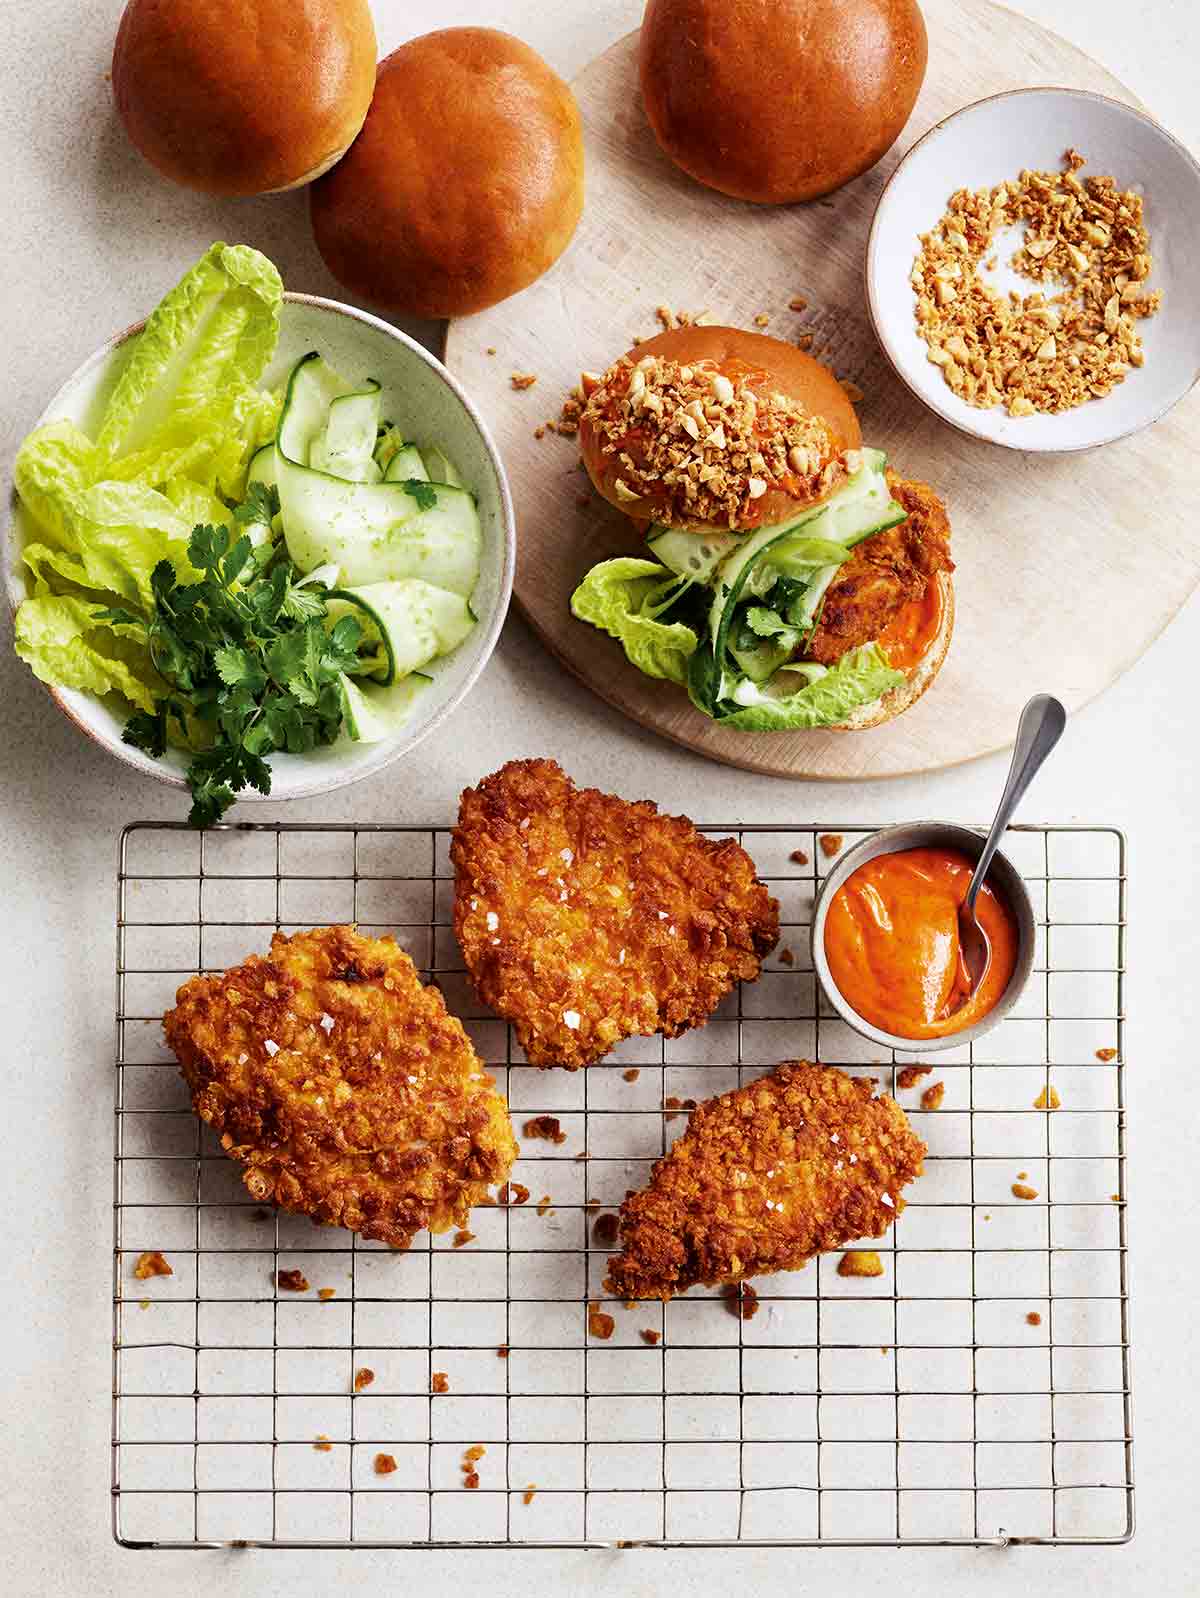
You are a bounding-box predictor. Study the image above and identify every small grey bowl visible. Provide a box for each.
[811,822,1036,1054]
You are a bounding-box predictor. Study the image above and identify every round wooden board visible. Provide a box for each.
[445,0,1200,780]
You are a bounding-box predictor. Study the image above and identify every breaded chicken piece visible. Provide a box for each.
[807,475,953,665]
[452,759,779,1069]
[163,927,518,1249]
[604,1060,925,1300]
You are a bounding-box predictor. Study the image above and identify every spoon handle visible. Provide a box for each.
[965,694,1067,913]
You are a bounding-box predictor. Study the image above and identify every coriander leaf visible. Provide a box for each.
[122,707,168,758]
[188,522,229,572]
[213,644,255,685]
[281,582,326,622]
[94,603,144,629]
[264,628,309,686]
[151,559,178,603]
[220,533,254,588]
[233,480,280,529]
[401,479,438,512]
[745,605,791,639]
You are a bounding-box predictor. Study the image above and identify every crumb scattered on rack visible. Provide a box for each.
[374,1452,398,1475]
[276,1268,309,1292]
[1026,1311,1042,1327]
[838,1250,884,1278]
[496,1345,509,1359]
[623,1068,641,1082]
[592,1212,619,1247]
[1110,1193,1121,1203]
[778,947,795,966]
[754,312,771,328]
[536,1194,553,1217]
[1012,1182,1039,1201]
[534,425,545,439]
[588,1302,615,1340]
[313,1435,332,1453]
[353,1367,374,1392]
[498,1182,530,1206]
[431,1371,449,1394]
[574,1151,590,1162]
[523,1115,567,1145]
[789,848,809,865]
[486,346,496,356]
[585,1197,600,1210]
[138,1299,150,1310]
[623,1299,637,1312]
[1096,1047,1118,1061]
[1033,1085,1061,1110]
[317,1286,336,1301]
[819,834,843,858]
[921,1081,945,1111]
[641,1328,661,1346]
[133,1250,172,1281]
[896,1064,932,1090]
[523,1484,538,1505]
[461,1443,485,1489]
[453,1229,475,1248]
[510,372,538,390]
[664,1095,696,1122]
[724,1283,759,1320]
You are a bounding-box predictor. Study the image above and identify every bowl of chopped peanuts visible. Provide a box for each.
[866,87,1200,452]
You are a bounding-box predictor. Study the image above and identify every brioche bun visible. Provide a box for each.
[310,28,585,318]
[639,0,927,204]
[112,0,377,197]
[832,568,954,729]
[579,325,861,531]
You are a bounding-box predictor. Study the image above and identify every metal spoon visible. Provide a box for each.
[958,694,1067,997]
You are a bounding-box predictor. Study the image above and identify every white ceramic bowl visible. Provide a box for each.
[866,88,1200,452]
[3,293,515,802]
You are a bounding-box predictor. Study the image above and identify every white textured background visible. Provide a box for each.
[1,1,1196,1593]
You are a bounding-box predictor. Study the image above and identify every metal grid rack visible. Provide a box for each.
[112,821,1132,1550]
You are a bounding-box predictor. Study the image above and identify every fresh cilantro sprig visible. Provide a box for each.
[110,488,360,828]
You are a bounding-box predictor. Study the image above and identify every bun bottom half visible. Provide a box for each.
[830,571,955,731]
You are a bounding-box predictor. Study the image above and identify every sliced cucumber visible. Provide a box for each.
[383,445,429,483]
[327,580,475,685]
[310,383,382,482]
[339,671,430,743]
[792,562,841,634]
[420,446,464,488]
[276,354,482,594]
[645,525,741,582]
[246,442,277,489]
[374,425,405,473]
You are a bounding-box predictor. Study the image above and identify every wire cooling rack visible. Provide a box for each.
[112,821,1132,1550]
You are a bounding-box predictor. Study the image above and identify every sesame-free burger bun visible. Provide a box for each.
[112,0,377,197]
[579,325,861,530]
[639,0,928,204]
[310,29,585,319]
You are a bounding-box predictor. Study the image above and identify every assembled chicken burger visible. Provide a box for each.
[571,326,953,731]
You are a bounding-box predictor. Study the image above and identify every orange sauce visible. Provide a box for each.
[877,580,943,673]
[824,847,1018,1039]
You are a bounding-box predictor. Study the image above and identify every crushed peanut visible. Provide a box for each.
[510,372,538,391]
[1012,1182,1039,1201]
[838,1250,884,1278]
[912,152,1160,416]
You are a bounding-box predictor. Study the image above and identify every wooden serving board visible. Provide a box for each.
[445,0,1200,780]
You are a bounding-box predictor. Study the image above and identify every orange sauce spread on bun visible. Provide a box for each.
[876,578,944,673]
[824,848,1018,1039]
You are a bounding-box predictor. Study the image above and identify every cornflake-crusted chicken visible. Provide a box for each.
[452,759,779,1069]
[604,1060,925,1300]
[163,927,517,1249]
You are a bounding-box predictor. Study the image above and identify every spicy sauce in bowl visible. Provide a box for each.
[821,842,1022,1042]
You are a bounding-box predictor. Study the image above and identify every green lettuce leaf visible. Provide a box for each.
[95,243,282,482]
[571,557,699,686]
[12,420,97,550]
[711,644,904,731]
[14,593,159,713]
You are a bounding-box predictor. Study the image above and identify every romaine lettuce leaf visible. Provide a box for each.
[711,644,904,730]
[571,557,699,685]
[14,593,159,713]
[12,420,97,550]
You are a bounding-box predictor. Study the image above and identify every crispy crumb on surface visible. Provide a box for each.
[536,1194,553,1217]
[778,947,795,966]
[789,297,808,312]
[486,346,497,356]
[374,1452,397,1474]
[1026,1311,1042,1326]
[510,372,537,390]
[1033,1085,1062,1110]
[623,1067,641,1082]
[754,312,771,327]
[1096,1047,1118,1061]
[896,1064,932,1090]
[313,1435,332,1453]
[912,153,1161,416]
[523,1484,538,1505]
[453,1229,475,1248]
[789,849,810,866]
[138,1299,151,1310]
[838,1249,884,1278]
[497,1344,509,1358]
[1012,1182,1039,1201]
[133,1250,172,1281]
[588,1302,616,1340]
[593,1212,620,1247]
[819,834,843,858]
[431,1372,449,1394]
[920,1081,945,1111]
[354,1367,375,1392]
[664,1095,697,1122]
[523,1115,567,1145]
[724,1283,759,1320]
[1110,1192,1121,1203]
[276,1268,309,1293]
[498,1182,530,1206]
[640,1328,662,1345]
[317,1286,336,1301]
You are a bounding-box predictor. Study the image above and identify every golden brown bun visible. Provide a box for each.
[579,325,861,530]
[112,0,377,197]
[310,28,585,318]
[639,0,927,204]
[833,570,954,730]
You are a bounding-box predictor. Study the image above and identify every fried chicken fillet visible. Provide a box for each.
[163,927,518,1248]
[807,475,954,666]
[604,1060,925,1300]
[452,759,779,1069]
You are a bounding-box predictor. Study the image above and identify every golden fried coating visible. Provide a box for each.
[452,759,779,1068]
[807,475,953,665]
[604,1060,925,1300]
[163,926,517,1249]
